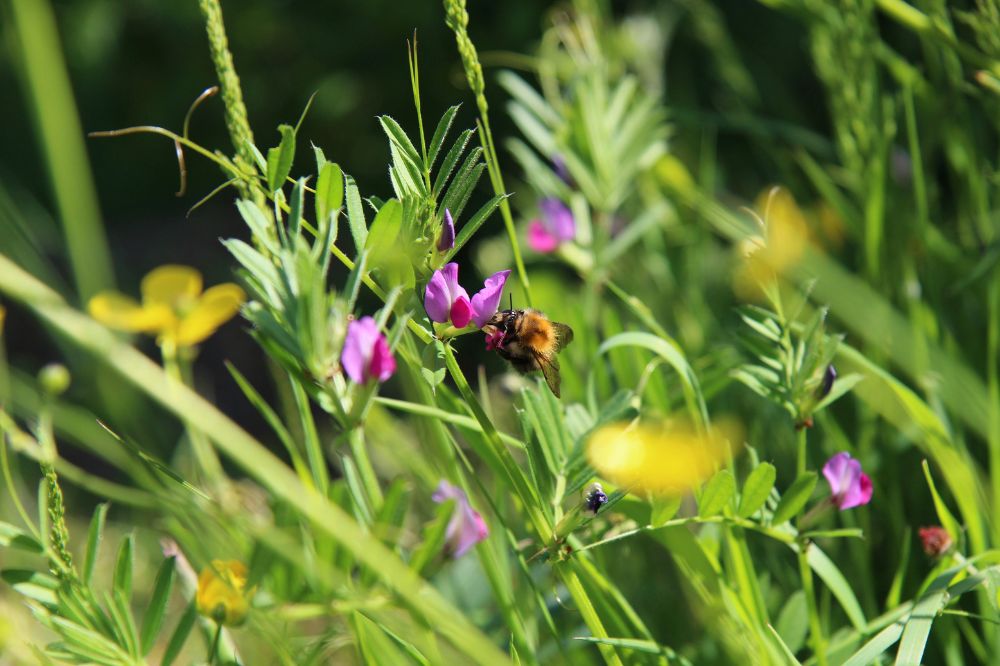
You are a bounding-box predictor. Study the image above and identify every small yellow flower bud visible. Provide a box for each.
[196,560,254,627]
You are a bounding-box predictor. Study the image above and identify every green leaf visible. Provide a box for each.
[738,462,776,518]
[113,533,134,599]
[445,193,508,261]
[83,503,109,585]
[597,331,708,427]
[1,569,59,606]
[921,460,961,545]
[698,469,735,517]
[160,602,197,666]
[409,500,454,575]
[771,472,817,525]
[432,128,473,197]
[266,124,296,192]
[427,105,460,169]
[288,177,306,240]
[0,520,44,553]
[140,556,175,655]
[315,161,344,230]
[843,622,904,666]
[365,198,403,253]
[344,173,368,253]
[808,543,867,631]
[774,590,808,654]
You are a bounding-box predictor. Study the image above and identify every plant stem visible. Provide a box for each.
[796,426,827,665]
[347,426,383,509]
[208,622,223,665]
[196,0,265,208]
[161,341,224,485]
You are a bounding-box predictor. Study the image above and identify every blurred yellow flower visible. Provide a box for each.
[88,265,245,347]
[586,420,739,496]
[196,559,254,626]
[734,187,810,300]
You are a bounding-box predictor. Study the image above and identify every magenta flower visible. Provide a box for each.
[432,480,488,558]
[485,328,505,351]
[527,198,575,253]
[822,452,872,510]
[438,209,456,252]
[425,263,473,328]
[341,316,396,384]
[470,270,511,329]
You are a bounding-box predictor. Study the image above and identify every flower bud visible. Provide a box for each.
[39,363,71,397]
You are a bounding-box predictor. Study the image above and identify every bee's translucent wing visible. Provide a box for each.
[552,322,574,352]
[534,351,561,398]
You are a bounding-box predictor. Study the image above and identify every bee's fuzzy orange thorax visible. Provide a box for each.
[517,312,557,356]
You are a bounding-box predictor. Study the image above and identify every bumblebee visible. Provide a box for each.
[486,307,573,397]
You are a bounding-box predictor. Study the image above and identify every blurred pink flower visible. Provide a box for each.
[341,316,396,383]
[822,452,872,510]
[527,198,575,253]
[432,480,488,558]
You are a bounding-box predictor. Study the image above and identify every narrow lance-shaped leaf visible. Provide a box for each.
[738,463,776,518]
[83,503,109,585]
[345,173,368,253]
[427,105,460,169]
[315,161,344,231]
[266,124,296,192]
[698,469,735,517]
[771,472,817,525]
[113,533,134,599]
[140,556,176,655]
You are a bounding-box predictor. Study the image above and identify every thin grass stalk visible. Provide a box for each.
[7,0,114,300]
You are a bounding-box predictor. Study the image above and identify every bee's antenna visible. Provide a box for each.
[509,293,513,311]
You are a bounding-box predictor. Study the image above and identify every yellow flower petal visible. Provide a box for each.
[586,421,738,496]
[141,265,203,308]
[196,560,253,626]
[88,292,175,333]
[174,283,245,347]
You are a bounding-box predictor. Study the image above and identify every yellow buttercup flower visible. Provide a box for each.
[88,265,245,347]
[196,560,254,626]
[733,187,810,300]
[586,420,740,496]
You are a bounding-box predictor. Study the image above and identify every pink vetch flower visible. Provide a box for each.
[341,316,396,384]
[432,480,488,558]
[527,198,575,253]
[918,526,953,557]
[822,452,872,510]
[425,263,473,328]
[438,209,456,252]
[470,270,511,329]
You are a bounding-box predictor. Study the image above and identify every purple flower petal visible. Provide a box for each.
[823,452,872,510]
[438,209,456,251]
[432,480,488,559]
[470,270,511,329]
[368,333,396,382]
[527,220,559,253]
[424,269,451,323]
[540,198,575,242]
[341,317,379,383]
